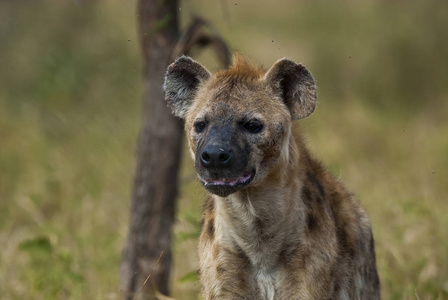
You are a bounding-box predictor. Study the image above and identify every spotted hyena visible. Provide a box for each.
[164,53,380,300]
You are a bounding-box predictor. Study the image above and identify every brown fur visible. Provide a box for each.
[164,54,380,299]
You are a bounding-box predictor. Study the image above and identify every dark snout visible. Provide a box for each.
[197,125,243,174]
[200,144,234,168]
[196,125,254,197]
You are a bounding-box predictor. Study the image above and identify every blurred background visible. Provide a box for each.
[1,0,447,299]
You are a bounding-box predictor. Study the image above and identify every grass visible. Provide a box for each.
[1,0,447,299]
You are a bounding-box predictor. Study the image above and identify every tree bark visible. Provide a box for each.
[120,0,181,299]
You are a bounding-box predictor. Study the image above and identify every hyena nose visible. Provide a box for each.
[200,145,233,168]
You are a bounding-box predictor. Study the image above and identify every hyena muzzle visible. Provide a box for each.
[164,53,380,300]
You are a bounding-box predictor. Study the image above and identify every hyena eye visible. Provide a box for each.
[243,119,263,133]
[194,121,207,133]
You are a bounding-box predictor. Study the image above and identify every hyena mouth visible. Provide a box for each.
[200,169,255,196]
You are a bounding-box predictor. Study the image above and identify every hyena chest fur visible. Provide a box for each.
[202,192,307,300]
[255,266,277,300]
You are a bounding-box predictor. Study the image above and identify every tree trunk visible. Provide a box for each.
[120,0,181,299]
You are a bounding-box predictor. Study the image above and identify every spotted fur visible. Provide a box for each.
[164,53,380,299]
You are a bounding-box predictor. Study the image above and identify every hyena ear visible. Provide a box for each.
[264,58,317,120]
[164,56,211,119]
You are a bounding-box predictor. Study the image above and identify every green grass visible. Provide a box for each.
[1,0,447,299]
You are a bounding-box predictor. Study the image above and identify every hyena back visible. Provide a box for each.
[164,54,380,300]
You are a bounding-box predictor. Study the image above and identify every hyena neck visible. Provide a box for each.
[213,132,307,268]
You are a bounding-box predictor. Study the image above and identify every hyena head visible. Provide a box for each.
[164,54,317,197]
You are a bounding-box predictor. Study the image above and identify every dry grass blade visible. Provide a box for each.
[155,291,176,300]
[132,251,164,300]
